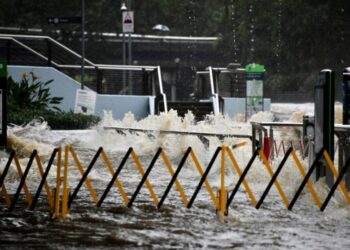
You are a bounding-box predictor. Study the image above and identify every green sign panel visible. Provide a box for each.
[245,63,265,117]
[0,61,7,78]
[245,63,265,73]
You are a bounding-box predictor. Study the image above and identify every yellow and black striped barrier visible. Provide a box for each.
[1,142,350,220]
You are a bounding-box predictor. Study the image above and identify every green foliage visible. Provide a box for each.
[7,72,63,112]
[7,73,100,129]
[8,109,100,130]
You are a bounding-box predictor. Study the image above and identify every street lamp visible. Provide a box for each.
[120,1,133,95]
[121,3,127,92]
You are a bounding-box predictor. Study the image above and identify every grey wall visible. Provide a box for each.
[95,94,152,120]
[223,97,271,118]
[8,65,83,113]
[8,66,152,120]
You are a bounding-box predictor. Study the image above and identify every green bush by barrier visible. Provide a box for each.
[8,109,100,130]
[7,73,101,129]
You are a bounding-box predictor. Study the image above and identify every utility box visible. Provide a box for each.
[314,69,334,187]
[0,60,7,147]
[343,67,350,125]
[245,64,265,118]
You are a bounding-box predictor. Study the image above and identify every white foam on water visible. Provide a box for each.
[2,103,350,249]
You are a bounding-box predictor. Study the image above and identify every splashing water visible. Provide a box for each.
[1,104,350,249]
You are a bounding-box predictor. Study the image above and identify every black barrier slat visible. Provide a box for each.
[187,147,222,209]
[256,147,293,209]
[127,148,162,208]
[9,150,37,211]
[0,150,15,188]
[97,147,133,207]
[288,148,325,210]
[321,155,350,211]
[157,147,192,209]
[68,147,103,209]
[226,148,260,208]
[30,148,58,210]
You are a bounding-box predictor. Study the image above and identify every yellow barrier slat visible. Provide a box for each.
[69,147,99,205]
[259,150,289,208]
[131,150,159,206]
[62,146,70,218]
[101,149,129,205]
[1,184,12,207]
[220,146,226,215]
[35,154,54,210]
[54,148,62,219]
[160,151,189,207]
[225,147,257,207]
[233,141,248,149]
[190,150,219,209]
[291,150,322,209]
[14,155,32,206]
[323,151,350,204]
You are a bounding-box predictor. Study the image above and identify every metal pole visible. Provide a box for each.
[128,0,132,95]
[128,33,132,95]
[122,33,126,91]
[81,0,85,89]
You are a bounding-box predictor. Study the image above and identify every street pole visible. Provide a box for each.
[81,0,85,89]
[128,0,133,95]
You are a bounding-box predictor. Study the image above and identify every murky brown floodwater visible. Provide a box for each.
[1,109,350,249]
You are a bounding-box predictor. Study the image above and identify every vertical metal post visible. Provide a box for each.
[122,33,126,91]
[128,0,133,95]
[314,69,335,188]
[47,39,52,66]
[0,61,7,148]
[96,68,103,94]
[81,0,85,89]
[342,67,350,124]
[269,126,274,160]
[252,124,256,154]
[128,33,133,95]
[342,67,350,189]
[6,40,11,64]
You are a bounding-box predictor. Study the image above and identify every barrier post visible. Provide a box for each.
[314,69,335,188]
[62,146,69,218]
[263,136,271,160]
[217,146,228,220]
[54,148,62,219]
[342,67,350,189]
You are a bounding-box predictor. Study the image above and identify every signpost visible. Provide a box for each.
[245,64,265,119]
[122,10,134,94]
[0,61,7,147]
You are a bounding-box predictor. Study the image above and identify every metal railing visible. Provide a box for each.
[0,34,168,111]
[195,66,246,115]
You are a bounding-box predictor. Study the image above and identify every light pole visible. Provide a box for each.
[127,0,132,95]
[81,0,85,89]
[120,3,127,92]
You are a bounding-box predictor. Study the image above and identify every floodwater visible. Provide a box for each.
[1,104,350,249]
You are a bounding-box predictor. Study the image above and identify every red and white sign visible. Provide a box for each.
[122,11,134,33]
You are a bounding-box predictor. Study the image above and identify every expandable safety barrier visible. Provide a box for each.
[1,144,350,220]
[0,148,60,213]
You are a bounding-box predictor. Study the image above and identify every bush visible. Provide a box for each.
[8,109,100,130]
[7,73,101,129]
[7,72,63,112]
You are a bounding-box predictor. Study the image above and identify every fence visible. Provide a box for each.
[1,143,350,221]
